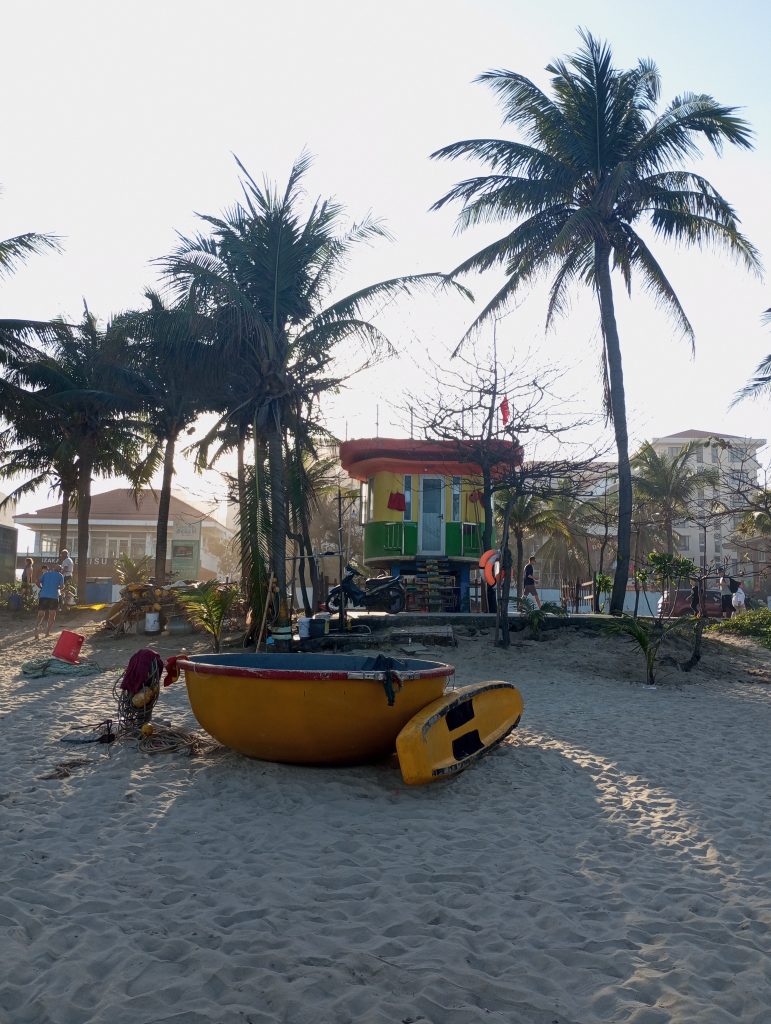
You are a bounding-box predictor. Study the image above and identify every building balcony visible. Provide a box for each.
[363,520,483,563]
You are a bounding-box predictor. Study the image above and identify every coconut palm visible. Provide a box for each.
[165,153,467,622]
[118,291,219,581]
[431,30,759,613]
[732,307,771,404]
[0,189,62,357]
[5,306,152,600]
[495,491,569,601]
[632,440,719,555]
[0,410,78,550]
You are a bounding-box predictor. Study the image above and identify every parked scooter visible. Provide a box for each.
[327,565,405,614]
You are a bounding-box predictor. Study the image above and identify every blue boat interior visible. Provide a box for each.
[184,653,447,673]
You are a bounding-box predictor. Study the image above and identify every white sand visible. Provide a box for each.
[1,613,770,1024]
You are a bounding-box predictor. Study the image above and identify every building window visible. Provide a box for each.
[696,447,703,463]
[711,446,719,463]
[451,476,461,522]
[668,446,680,457]
[679,536,690,551]
[699,535,706,551]
[403,475,412,522]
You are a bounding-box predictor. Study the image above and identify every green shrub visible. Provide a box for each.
[518,598,565,636]
[708,608,771,650]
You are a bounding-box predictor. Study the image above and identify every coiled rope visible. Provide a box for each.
[136,726,210,755]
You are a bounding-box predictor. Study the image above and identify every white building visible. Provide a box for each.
[14,488,233,581]
[649,429,766,574]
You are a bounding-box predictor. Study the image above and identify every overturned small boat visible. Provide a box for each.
[396,682,524,785]
[179,653,453,765]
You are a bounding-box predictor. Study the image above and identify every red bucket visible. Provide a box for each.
[52,630,85,664]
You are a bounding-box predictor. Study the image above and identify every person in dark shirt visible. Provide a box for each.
[523,556,541,608]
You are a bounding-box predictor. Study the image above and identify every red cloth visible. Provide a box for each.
[469,490,482,503]
[500,396,510,425]
[120,649,164,694]
[387,491,407,511]
[163,656,181,687]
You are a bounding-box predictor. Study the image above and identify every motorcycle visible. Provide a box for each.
[327,564,405,614]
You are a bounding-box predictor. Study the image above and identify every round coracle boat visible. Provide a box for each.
[179,653,454,765]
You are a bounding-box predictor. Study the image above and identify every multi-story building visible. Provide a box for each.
[649,429,767,577]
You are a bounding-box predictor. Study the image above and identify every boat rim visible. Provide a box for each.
[178,657,455,683]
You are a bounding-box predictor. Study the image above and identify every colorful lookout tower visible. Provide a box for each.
[339,437,522,612]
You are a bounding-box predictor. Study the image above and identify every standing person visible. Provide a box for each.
[35,562,64,639]
[719,576,733,619]
[59,549,74,606]
[732,580,747,616]
[523,556,541,609]
[21,558,35,598]
[689,581,701,617]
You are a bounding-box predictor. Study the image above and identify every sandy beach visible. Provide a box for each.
[1,612,770,1024]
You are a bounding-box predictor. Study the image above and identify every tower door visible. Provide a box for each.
[419,477,444,554]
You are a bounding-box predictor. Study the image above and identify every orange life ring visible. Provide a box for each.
[479,549,502,586]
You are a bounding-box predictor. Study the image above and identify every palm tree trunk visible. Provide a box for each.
[59,484,71,552]
[515,530,524,602]
[481,466,494,612]
[267,420,288,618]
[76,454,93,604]
[155,429,177,583]
[666,518,674,556]
[596,246,632,615]
[236,430,251,592]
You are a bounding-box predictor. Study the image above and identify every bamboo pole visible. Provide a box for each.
[256,572,275,650]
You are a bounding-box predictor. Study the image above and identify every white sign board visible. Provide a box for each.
[172,520,201,541]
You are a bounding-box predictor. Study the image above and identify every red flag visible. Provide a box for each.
[500,396,510,425]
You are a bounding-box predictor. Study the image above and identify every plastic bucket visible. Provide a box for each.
[298,617,311,639]
[52,630,85,664]
[144,612,161,635]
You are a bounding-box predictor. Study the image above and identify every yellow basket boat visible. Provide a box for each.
[179,653,454,765]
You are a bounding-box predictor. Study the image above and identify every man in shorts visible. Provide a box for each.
[35,562,64,639]
[523,556,541,608]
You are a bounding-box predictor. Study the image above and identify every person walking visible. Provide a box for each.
[689,581,701,617]
[523,556,541,608]
[59,549,74,607]
[731,580,747,616]
[35,562,64,639]
[719,576,733,619]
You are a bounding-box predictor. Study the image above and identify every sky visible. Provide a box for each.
[2,0,770,543]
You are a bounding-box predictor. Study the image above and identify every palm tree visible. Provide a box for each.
[165,153,466,622]
[431,30,760,613]
[0,189,62,358]
[6,306,152,600]
[119,291,218,582]
[495,491,569,601]
[732,307,771,404]
[0,411,79,550]
[632,441,718,554]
